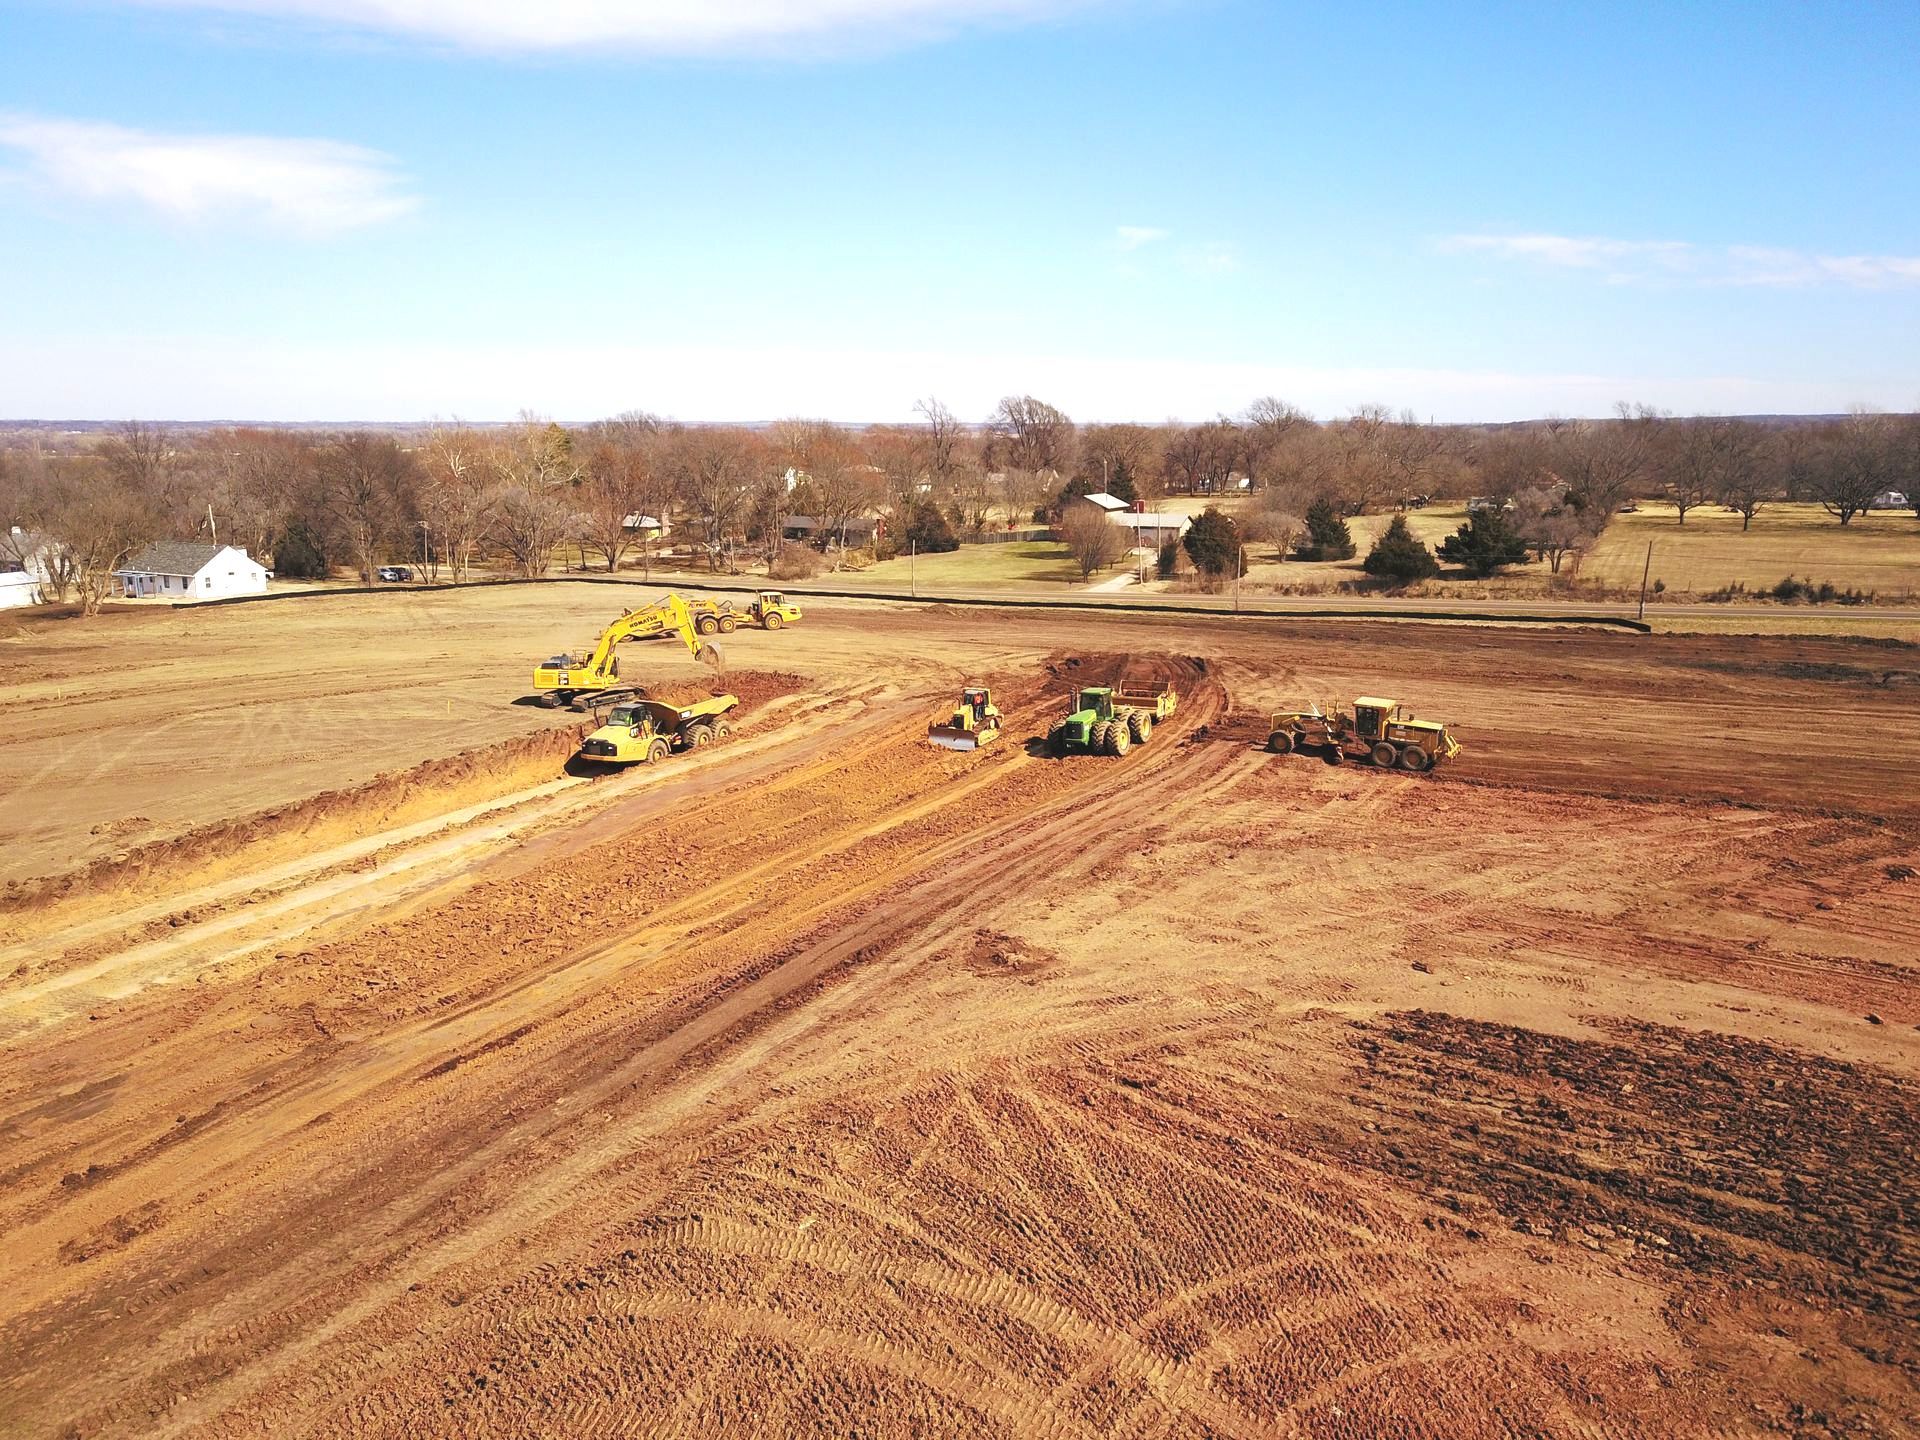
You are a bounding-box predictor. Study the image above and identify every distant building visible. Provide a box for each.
[1109,512,1192,551]
[621,513,670,540]
[115,542,269,599]
[783,514,880,546]
[1869,490,1909,511]
[0,569,40,608]
[1074,492,1130,514]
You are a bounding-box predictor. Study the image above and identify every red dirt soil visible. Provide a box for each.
[1,597,1917,1438]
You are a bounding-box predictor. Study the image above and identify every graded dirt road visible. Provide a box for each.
[0,589,1916,1438]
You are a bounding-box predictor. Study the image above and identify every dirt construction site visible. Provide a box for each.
[0,585,1916,1439]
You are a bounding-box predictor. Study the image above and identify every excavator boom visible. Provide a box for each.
[532,592,724,708]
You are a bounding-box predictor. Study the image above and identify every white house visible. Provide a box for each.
[1869,490,1909,511]
[1110,512,1192,551]
[115,542,269,600]
[0,569,39,608]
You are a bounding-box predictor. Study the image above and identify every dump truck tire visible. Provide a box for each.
[716,719,734,740]
[697,615,719,635]
[764,613,783,631]
[1267,730,1293,754]
[688,723,714,749]
[1399,745,1432,772]
[1109,724,1131,756]
[719,615,738,633]
[1371,741,1398,767]
[646,739,670,764]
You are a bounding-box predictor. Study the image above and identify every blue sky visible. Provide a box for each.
[1,0,1916,421]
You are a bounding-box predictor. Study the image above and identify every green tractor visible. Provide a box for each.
[1047,682,1177,757]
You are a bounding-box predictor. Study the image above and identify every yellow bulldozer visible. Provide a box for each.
[1266,696,1462,773]
[531,593,723,710]
[928,684,1002,751]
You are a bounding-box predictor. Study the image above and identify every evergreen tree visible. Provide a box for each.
[1438,508,1531,577]
[1181,506,1243,578]
[1362,513,1439,583]
[904,498,959,553]
[1294,496,1356,561]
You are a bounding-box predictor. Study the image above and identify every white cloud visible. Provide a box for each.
[6,335,1912,424]
[1179,241,1238,275]
[1114,225,1168,251]
[0,115,417,233]
[1443,231,1920,289]
[119,0,1107,54]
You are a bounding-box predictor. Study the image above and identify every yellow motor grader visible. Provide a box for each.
[1266,696,1462,773]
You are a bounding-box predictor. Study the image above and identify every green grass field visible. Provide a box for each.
[1582,502,1920,598]
[848,540,1086,591]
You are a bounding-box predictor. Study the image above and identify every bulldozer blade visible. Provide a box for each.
[927,726,981,751]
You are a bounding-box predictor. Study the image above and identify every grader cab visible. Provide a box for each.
[1267,696,1462,773]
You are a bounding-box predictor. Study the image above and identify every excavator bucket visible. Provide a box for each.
[697,639,726,673]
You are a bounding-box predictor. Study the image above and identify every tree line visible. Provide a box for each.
[3,398,1915,613]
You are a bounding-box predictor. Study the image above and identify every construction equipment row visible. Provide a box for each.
[532,590,800,711]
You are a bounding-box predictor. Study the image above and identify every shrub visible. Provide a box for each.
[273,519,330,579]
[1156,538,1179,579]
[769,545,823,580]
[1293,497,1355,561]
[904,499,959,553]
[1438,509,1531,577]
[1361,514,1439,584]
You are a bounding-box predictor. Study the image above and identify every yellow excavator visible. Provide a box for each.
[531,593,724,710]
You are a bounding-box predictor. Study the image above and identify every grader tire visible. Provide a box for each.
[1399,745,1432,772]
[1267,730,1294,754]
[1326,744,1346,765]
[1371,741,1398,768]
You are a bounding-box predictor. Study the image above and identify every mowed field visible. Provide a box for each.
[1,588,1917,1438]
[1584,502,1920,598]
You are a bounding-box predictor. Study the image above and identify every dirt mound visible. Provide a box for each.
[954,928,1061,979]
[1,722,590,920]
[1043,651,1208,692]
[639,669,806,712]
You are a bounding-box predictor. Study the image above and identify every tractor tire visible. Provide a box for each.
[1129,712,1152,744]
[1108,724,1131,756]
[697,615,720,635]
[764,613,784,631]
[1371,741,1398,768]
[1399,745,1432,772]
[688,723,714,749]
[719,615,738,633]
[1047,721,1068,756]
[1266,729,1294,754]
[1090,721,1111,754]
[645,739,670,764]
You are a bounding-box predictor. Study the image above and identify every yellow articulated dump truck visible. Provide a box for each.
[688,591,803,635]
[576,694,739,765]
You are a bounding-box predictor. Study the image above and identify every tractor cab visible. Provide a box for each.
[1074,686,1117,722]
[1353,696,1402,742]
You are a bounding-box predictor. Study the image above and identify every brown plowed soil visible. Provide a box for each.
[1,590,1917,1438]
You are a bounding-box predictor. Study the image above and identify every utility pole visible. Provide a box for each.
[909,538,916,598]
[419,520,430,581]
[206,504,217,546]
[1638,541,1654,621]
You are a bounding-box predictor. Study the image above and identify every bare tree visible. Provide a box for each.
[671,427,761,571]
[1512,487,1585,572]
[1713,420,1770,529]
[1078,422,1164,497]
[1059,504,1125,579]
[420,425,496,583]
[1657,420,1722,525]
[576,415,663,573]
[989,395,1076,478]
[1162,419,1242,496]
[1814,409,1897,525]
[1242,397,1312,488]
[318,434,419,583]
[490,486,580,578]
[914,396,965,486]
[1554,403,1662,518]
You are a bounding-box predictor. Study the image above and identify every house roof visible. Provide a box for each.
[1110,513,1190,529]
[118,541,243,577]
[1080,492,1129,511]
